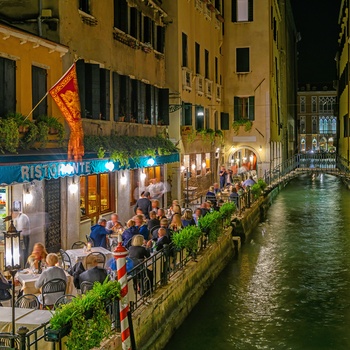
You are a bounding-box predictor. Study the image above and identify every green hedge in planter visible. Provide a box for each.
[219,202,236,226]
[47,279,121,350]
[171,225,202,253]
[198,211,223,243]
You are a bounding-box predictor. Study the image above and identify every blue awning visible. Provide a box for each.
[0,152,179,185]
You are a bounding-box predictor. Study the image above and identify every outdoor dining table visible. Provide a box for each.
[16,269,74,295]
[65,246,113,268]
[0,307,53,350]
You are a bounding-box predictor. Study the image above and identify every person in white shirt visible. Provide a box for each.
[12,210,30,266]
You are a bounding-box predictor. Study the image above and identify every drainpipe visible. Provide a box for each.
[38,0,42,36]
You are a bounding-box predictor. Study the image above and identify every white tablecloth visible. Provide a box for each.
[65,247,113,268]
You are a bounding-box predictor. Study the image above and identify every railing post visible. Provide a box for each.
[17,326,29,350]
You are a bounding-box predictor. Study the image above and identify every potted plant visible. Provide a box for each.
[219,202,236,227]
[171,225,202,258]
[45,280,121,349]
[198,210,222,243]
[0,117,20,153]
[232,119,253,135]
[35,115,65,147]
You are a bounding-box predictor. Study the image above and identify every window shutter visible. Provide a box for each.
[159,88,169,125]
[234,96,239,121]
[100,68,110,121]
[231,0,237,22]
[0,58,16,116]
[220,112,229,130]
[85,63,100,119]
[236,48,250,73]
[112,72,120,121]
[150,85,156,124]
[157,26,165,53]
[183,103,192,126]
[76,60,86,118]
[125,76,132,119]
[248,96,255,120]
[139,81,146,122]
[154,86,159,123]
[32,66,47,118]
[248,0,254,21]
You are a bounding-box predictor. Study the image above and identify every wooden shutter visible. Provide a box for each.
[145,84,152,123]
[156,26,165,53]
[248,96,255,120]
[0,57,16,116]
[112,72,120,121]
[236,48,250,73]
[220,112,229,130]
[182,33,188,67]
[159,88,169,125]
[139,81,146,122]
[131,79,138,121]
[231,0,237,22]
[114,0,128,32]
[248,0,254,21]
[183,103,192,126]
[85,63,100,119]
[234,96,240,121]
[100,68,110,121]
[32,66,47,118]
[76,59,86,118]
[154,87,159,123]
[125,76,132,119]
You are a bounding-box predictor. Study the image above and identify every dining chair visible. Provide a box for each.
[59,249,72,271]
[41,278,67,309]
[80,281,94,295]
[85,252,106,269]
[14,294,39,309]
[0,332,20,349]
[71,241,87,249]
[54,294,75,309]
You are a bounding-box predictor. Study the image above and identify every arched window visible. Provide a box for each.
[331,118,336,133]
[319,117,324,133]
[312,138,317,151]
[301,138,306,152]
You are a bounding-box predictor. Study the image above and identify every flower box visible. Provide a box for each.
[45,323,71,342]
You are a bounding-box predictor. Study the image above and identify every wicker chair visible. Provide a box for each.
[14,294,39,309]
[59,249,72,271]
[54,294,75,309]
[71,241,87,249]
[80,281,93,295]
[41,278,67,308]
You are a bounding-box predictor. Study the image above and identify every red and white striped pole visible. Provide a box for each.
[114,235,131,350]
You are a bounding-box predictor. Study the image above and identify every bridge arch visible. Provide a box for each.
[228,145,262,177]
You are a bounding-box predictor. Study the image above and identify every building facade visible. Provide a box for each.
[297,83,337,154]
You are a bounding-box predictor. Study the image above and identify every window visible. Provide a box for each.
[114,0,128,32]
[319,96,336,113]
[195,42,200,75]
[300,138,306,152]
[205,108,210,129]
[312,117,317,134]
[312,96,317,113]
[195,106,204,130]
[205,50,209,79]
[300,96,306,113]
[182,33,188,67]
[183,103,192,126]
[300,116,305,133]
[220,112,229,130]
[80,173,115,222]
[156,26,165,53]
[76,60,110,120]
[236,48,250,73]
[312,138,317,151]
[215,57,218,84]
[32,66,47,118]
[79,0,90,14]
[232,0,253,22]
[332,118,336,133]
[0,57,16,117]
[234,96,254,121]
[344,115,349,138]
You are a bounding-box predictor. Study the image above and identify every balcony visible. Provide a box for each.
[204,5,212,20]
[196,75,204,96]
[216,84,221,102]
[182,67,192,92]
[205,79,213,99]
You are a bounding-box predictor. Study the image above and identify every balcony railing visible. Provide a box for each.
[205,79,213,99]
[182,67,192,92]
[196,75,204,96]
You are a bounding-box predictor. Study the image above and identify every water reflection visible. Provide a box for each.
[165,175,350,350]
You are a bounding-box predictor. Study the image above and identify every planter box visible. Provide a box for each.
[45,323,71,342]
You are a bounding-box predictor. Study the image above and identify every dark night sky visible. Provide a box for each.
[291,0,340,83]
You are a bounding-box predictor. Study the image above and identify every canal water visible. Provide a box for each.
[164,174,350,350]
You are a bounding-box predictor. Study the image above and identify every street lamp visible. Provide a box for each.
[3,219,21,343]
[181,166,190,208]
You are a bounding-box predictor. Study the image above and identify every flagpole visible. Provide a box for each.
[24,92,49,121]
[24,63,75,122]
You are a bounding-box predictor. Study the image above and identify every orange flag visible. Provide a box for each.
[49,63,84,161]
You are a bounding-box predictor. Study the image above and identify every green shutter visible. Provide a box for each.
[76,60,86,118]
[112,72,120,121]
[248,96,255,120]
[159,88,169,125]
[32,66,47,118]
[100,68,110,121]
[231,0,237,22]
[248,0,254,21]
[220,112,229,130]
[234,96,239,121]
[85,63,100,119]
